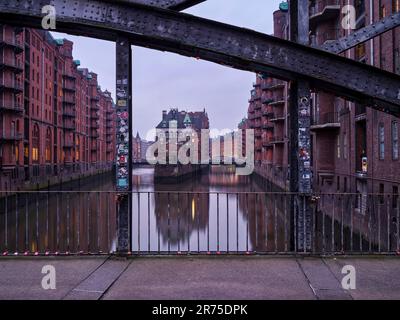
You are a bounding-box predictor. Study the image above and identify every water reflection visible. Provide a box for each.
[132,166,291,253]
[1,167,394,254]
[0,175,117,254]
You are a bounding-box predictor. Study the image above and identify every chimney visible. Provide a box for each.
[162,110,167,120]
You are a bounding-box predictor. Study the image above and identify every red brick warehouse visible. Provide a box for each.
[242,1,400,201]
[0,26,116,191]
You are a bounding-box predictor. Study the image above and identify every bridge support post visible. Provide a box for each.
[115,37,133,254]
[289,0,313,252]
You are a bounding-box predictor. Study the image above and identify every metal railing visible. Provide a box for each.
[0,101,24,112]
[0,191,399,256]
[313,112,340,125]
[309,0,340,17]
[132,192,400,255]
[0,191,117,256]
[130,192,400,255]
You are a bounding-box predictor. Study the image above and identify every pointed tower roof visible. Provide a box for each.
[183,113,192,125]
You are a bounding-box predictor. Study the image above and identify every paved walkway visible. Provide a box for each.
[0,256,399,300]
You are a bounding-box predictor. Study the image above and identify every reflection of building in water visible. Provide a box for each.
[0,175,117,253]
[153,174,210,246]
[208,166,250,190]
[238,192,290,252]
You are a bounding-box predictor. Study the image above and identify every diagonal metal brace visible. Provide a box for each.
[1,0,400,116]
[321,11,400,54]
[104,0,206,11]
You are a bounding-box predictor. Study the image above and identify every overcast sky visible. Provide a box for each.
[52,0,283,139]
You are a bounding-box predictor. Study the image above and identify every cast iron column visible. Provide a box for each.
[289,0,313,252]
[116,37,133,254]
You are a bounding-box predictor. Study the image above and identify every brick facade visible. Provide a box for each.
[0,26,116,191]
[244,1,400,197]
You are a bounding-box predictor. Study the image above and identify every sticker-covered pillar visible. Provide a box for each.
[115,37,132,254]
[289,0,313,252]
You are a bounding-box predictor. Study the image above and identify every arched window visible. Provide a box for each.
[45,127,51,162]
[32,124,40,162]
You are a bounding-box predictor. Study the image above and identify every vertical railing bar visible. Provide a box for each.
[97,192,100,253]
[227,193,229,254]
[284,193,288,253]
[129,192,132,254]
[56,193,60,253]
[148,192,151,254]
[15,194,18,254]
[87,192,90,253]
[387,196,390,253]
[331,195,335,253]
[207,194,210,253]
[378,198,381,253]
[158,193,161,254]
[368,195,372,253]
[303,196,306,253]
[265,193,268,251]
[25,194,28,253]
[106,192,110,253]
[177,193,180,253]
[138,192,141,254]
[4,193,8,252]
[236,193,239,254]
[46,192,49,253]
[350,194,353,252]
[359,194,362,252]
[167,192,170,254]
[254,193,258,252]
[311,196,315,253]
[340,196,344,253]
[294,195,297,253]
[187,193,190,253]
[217,193,220,253]
[275,194,278,253]
[36,192,39,253]
[197,193,200,254]
[397,196,400,253]
[322,194,325,254]
[246,193,249,253]
[67,193,70,253]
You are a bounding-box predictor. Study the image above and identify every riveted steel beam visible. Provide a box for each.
[115,37,132,254]
[102,0,205,11]
[321,11,400,54]
[1,1,400,116]
[289,0,312,252]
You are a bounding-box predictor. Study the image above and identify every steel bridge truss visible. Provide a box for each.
[0,0,399,115]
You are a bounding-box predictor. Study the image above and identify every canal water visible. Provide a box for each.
[0,166,393,254]
[131,166,290,253]
[0,167,291,254]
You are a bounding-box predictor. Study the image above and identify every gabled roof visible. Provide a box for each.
[156,109,209,130]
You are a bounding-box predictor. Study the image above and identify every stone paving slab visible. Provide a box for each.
[297,258,352,300]
[102,257,316,300]
[323,257,400,300]
[64,258,131,300]
[0,257,107,300]
[0,256,399,300]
